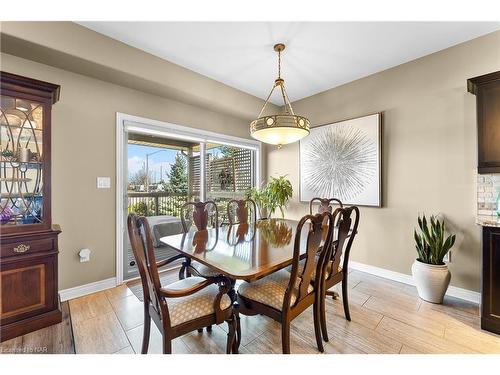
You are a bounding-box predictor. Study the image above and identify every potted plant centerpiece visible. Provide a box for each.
[246,185,271,219]
[412,214,456,303]
[246,175,293,219]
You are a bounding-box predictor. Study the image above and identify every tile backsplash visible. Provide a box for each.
[477,174,500,216]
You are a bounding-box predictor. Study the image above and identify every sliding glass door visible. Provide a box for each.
[119,115,261,281]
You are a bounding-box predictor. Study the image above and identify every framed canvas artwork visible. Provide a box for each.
[299,113,382,207]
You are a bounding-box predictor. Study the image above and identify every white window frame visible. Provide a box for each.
[115,112,262,284]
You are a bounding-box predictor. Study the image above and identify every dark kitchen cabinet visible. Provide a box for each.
[468,71,500,174]
[481,225,500,335]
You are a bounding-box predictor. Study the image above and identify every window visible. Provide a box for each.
[126,138,257,220]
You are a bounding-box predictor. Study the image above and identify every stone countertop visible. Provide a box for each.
[476,215,500,228]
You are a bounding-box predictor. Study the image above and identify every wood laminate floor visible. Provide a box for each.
[2,269,500,354]
[0,302,75,354]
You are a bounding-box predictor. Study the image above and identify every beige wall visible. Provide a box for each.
[2,23,499,293]
[0,22,268,121]
[0,52,258,290]
[267,31,500,292]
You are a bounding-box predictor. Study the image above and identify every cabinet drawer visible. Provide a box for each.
[0,238,55,258]
[0,254,58,324]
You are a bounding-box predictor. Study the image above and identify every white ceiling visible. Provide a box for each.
[79,22,500,105]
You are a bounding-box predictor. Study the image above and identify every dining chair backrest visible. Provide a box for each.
[286,212,335,310]
[181,201,219,233]
[309,197,343,215]
[127,214,171,325]
[227,199,257,225]
[329,206,360,278]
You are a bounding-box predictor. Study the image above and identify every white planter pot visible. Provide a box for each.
[411,260,451,304]
[258,207,268,220]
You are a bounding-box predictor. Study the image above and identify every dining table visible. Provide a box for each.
[160,218,313,283]
[160,218,346,283]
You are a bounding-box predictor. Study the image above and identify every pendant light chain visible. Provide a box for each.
[278,49,281,79]
[282,84,295,116]
[257,84,275,119]
[280,85,288,114]
[277,47,291,114]
[250,42,310,147]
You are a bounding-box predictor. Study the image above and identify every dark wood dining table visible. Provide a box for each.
[160,218,343,283]
[160,219,306,282]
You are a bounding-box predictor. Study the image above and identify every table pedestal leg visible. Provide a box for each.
[232,302,241,354]
[226,277,240,354]
[228,278,237,303]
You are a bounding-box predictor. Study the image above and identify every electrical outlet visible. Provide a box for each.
[79,248,91,262]
[97,177,111,189]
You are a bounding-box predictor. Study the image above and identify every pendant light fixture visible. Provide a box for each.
[250,43,310,148]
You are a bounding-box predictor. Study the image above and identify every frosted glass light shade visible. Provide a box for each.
[250,114,310,146]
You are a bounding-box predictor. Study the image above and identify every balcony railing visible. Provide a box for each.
[127,192,191,217]
[127,191,247,221]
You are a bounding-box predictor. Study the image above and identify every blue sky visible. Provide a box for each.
[128,143,226,182]
[128,144,178,183]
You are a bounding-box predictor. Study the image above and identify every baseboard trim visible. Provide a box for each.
[349,261,481,304]
[58,263,481,304]
[59,277,117,302]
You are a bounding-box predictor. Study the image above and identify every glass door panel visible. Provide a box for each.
[0,96,44,226]
[121,123,259,281]
[205,143,255,225]
[125,133,201,279]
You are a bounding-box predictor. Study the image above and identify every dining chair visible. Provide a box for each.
[237,212,335,353]
[181,200,219,232]
[319,206,360,342]
[179,201,222,279]
[227,199,257,225]
[127,214,239,354]
[309,197,343,215]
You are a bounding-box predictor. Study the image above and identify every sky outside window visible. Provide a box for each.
[128,144,178,183]
[128,142,227,182]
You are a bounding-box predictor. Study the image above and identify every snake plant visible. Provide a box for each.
[414,214,456,265]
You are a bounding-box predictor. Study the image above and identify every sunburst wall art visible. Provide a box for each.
[299,113,382,207]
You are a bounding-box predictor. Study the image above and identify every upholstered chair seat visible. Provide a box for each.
[165,276,232,327]
[237,269,314,311]
[190,261,222,278]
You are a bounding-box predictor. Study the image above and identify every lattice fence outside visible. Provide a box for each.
[188,148,254,198]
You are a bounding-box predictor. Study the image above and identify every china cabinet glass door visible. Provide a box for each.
[0,96,45,227]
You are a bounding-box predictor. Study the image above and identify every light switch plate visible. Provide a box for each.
[97,177,111,189]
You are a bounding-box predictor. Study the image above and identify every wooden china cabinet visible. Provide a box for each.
[0,72,62,342]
